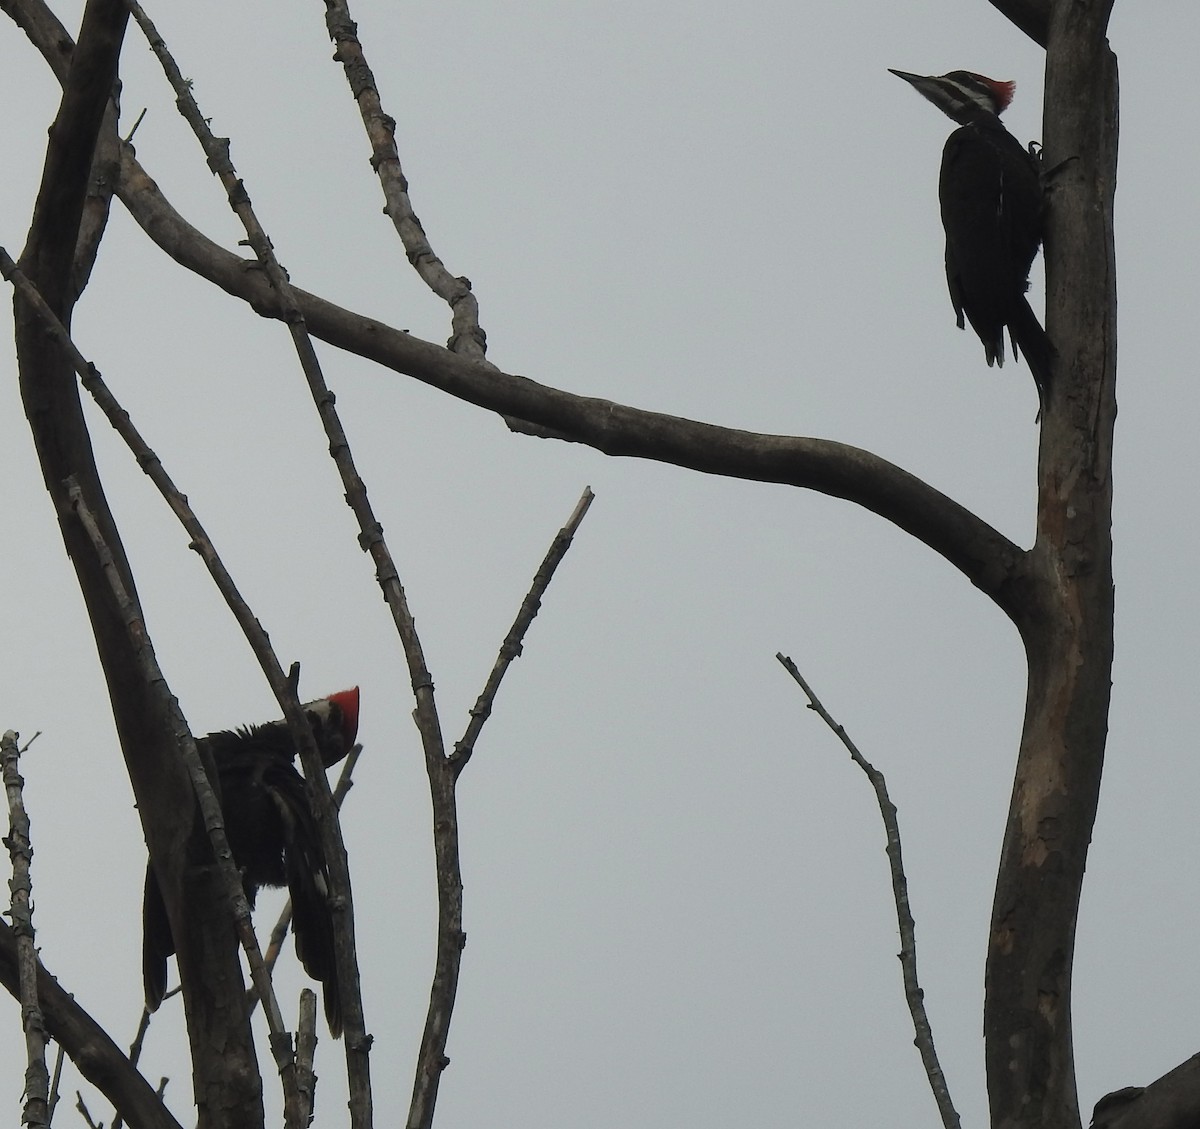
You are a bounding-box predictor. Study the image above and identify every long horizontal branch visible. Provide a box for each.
[4,0,1026,614]
[115,150,1024,607]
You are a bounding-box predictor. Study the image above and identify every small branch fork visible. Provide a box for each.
[403,485,594,1129]
[775,654,961,1129]
[2,728,50,1129]
[322,0,573,442]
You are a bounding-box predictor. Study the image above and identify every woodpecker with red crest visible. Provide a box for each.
[142,687,360,1037]
[889,68,1051,408]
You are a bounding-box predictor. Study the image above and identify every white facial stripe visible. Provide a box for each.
[943,77,996,115]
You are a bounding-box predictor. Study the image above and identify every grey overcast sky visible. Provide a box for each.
[2,2,1196,1126]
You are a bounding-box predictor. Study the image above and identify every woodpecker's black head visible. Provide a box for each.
[302,687,360,767]
[889,69,1016,125]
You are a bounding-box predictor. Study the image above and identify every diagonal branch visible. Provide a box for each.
[109,77,1021,598]
[984,0,1051,46]
[121,10,461,1122]
[450,487,595,777]
[112,145,1026,608]
[776,654,960,1129]
[1,241,366,1116]
[0,918,182,1129]
[324,0,488,359]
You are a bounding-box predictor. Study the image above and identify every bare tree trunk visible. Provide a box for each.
[12,1,265,1124]
[984,4,1119,1128]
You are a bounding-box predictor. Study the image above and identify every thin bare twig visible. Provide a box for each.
[451,487,595,777]
[65,480,300,1107]
[322,0,488,359]
[2,728,50,1128]
[74,1092,100,1129]
[47,1041,65,1127]
[108,1005,152,1129]
[776,653,961,1129]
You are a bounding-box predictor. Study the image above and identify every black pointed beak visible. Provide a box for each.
[888,68,931,90]
[888,68,960,118]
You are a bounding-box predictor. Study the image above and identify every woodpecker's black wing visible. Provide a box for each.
[140,690,357,1036]
[939,119,1050,400]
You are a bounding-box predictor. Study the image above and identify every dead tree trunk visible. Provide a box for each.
[11,1,266,1124]
[983,4,1118,1128]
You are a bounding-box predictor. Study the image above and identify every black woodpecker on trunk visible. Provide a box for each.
[141,687,360,1037]
[889,68,1051,409]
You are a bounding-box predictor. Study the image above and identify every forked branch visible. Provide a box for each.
[408,488,595,1129]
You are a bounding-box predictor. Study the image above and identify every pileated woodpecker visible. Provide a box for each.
[142,688,360,1037]
[889,68,1051,406]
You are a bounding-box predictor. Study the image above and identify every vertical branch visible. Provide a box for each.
[291,992,319,1129]
[2,730,50,1129]
[985,4,1119,1129]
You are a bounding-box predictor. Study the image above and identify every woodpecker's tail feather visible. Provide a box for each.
[288,847,343,1038]
[143,864,171,1013]
[1008,295,1052,413]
